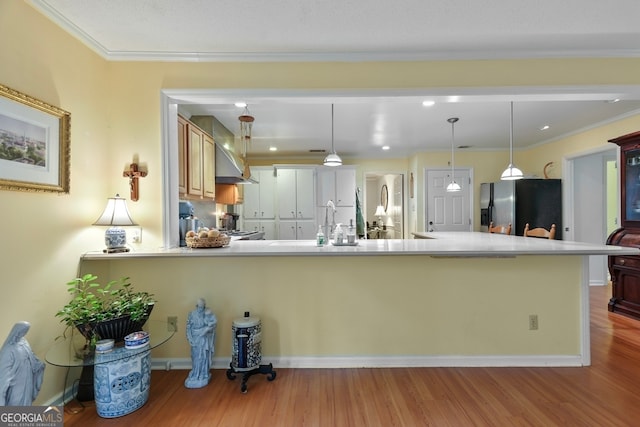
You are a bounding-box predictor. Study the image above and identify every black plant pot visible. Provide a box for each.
[75,303,154,342]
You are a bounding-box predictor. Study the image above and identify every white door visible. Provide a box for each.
[425,169,472,232]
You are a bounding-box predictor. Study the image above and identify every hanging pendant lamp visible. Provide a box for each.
[446,117,461,192]
[501,102,524,180]
[323,104,342,167]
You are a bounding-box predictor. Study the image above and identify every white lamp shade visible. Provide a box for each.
[93,195,137,226]
[500,164,524,180]
[374,205,386,217]
[446,181,462,192]
[323,152,342,166]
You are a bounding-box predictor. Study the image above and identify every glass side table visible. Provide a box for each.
[46,320,174,418]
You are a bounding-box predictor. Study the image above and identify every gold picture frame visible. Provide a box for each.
[0,84,70,193]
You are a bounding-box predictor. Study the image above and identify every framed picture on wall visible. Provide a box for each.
[0,84,70,193]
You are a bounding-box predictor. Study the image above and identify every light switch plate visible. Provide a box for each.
[128,227,142,244]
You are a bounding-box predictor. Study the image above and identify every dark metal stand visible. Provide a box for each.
[76,364,94,401]
[226,362,276,393]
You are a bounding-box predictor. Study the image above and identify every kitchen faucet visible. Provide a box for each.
[324,200,336,239]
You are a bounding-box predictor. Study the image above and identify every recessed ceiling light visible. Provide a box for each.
[234,102,247,108]
[607,98,621,103]
[269,146,277,151]
[382,146,390,150]
[422,100,435,107]
[540,125,550,131]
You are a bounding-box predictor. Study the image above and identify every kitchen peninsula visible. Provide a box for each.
[80,232,638,369]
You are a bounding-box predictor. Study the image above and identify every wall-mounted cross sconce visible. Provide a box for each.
[123,162,147,201]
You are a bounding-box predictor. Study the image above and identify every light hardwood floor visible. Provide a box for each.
[63,284,640,426]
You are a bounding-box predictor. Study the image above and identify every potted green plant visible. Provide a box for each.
[56,273,155,344]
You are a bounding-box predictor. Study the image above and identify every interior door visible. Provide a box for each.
[425,168,471,232]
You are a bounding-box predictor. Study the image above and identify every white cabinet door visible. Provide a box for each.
[316,167,356,207]
[278,220,316,240]
[296,221,317,240]
[295,168,315,219]
[277,169,297,219]
[243,180,261,219]
[258,169,276,219]
[335,206,356,227]
[277,168,315,220]
[278,220,298,239]
[316,168,336,206]
[244,168,276,220]
[335,168,356,206]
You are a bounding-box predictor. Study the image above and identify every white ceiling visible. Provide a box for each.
[30,0,640,159]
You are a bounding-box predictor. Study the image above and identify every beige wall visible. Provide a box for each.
[2,1,640,403]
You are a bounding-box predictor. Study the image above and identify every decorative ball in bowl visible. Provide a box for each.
[124,331,150,349]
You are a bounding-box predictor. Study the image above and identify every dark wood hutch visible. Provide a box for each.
[607,130,640,320]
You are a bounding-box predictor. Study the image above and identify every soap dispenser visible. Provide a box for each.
[334,223,344,245]
[347,219,357,244]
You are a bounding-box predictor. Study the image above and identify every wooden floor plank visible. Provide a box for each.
[63,284,640,426]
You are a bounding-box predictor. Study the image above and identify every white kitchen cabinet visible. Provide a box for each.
[243,167,276,220]
[244,220,276,240]
[278,220,317,240]
[316,166,356,207]
[277,167,315,220]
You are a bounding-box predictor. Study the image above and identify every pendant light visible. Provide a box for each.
[323,104,342,167]
[501,102,524,180]
[446,117,461,192]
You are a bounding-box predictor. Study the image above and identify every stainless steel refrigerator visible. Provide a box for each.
[480,179,562,239]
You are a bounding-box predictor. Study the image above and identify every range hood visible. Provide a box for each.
[215,142,256,184]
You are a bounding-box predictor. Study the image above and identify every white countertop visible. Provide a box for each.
[81,232,640,259]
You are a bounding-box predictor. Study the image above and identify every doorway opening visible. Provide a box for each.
[364,173,405,238]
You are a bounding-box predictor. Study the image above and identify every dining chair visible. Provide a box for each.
[489,222,512,235]
[523,223,556,239]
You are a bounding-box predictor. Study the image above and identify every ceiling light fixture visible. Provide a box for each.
[382,145,390,151]
[323,104,342,167]
[446,117,461,192]
[422,100,435,107]
[501,102,524,181]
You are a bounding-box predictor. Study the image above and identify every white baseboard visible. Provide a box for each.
[152,354,586,371]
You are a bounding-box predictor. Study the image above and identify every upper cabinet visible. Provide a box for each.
[179,115,215,200]
[316,166,356,207]
[243,167,276,219]
[277,167,315,220]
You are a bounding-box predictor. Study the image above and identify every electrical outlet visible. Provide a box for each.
[529,314,539,330]
[128,227,142,244]
[167,316,177,332]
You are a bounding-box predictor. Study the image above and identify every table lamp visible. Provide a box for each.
[93,194,137,253]
[374,205,386,227]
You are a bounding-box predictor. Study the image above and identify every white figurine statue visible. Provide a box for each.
[185,298,217,388]
[0,321,45,406]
